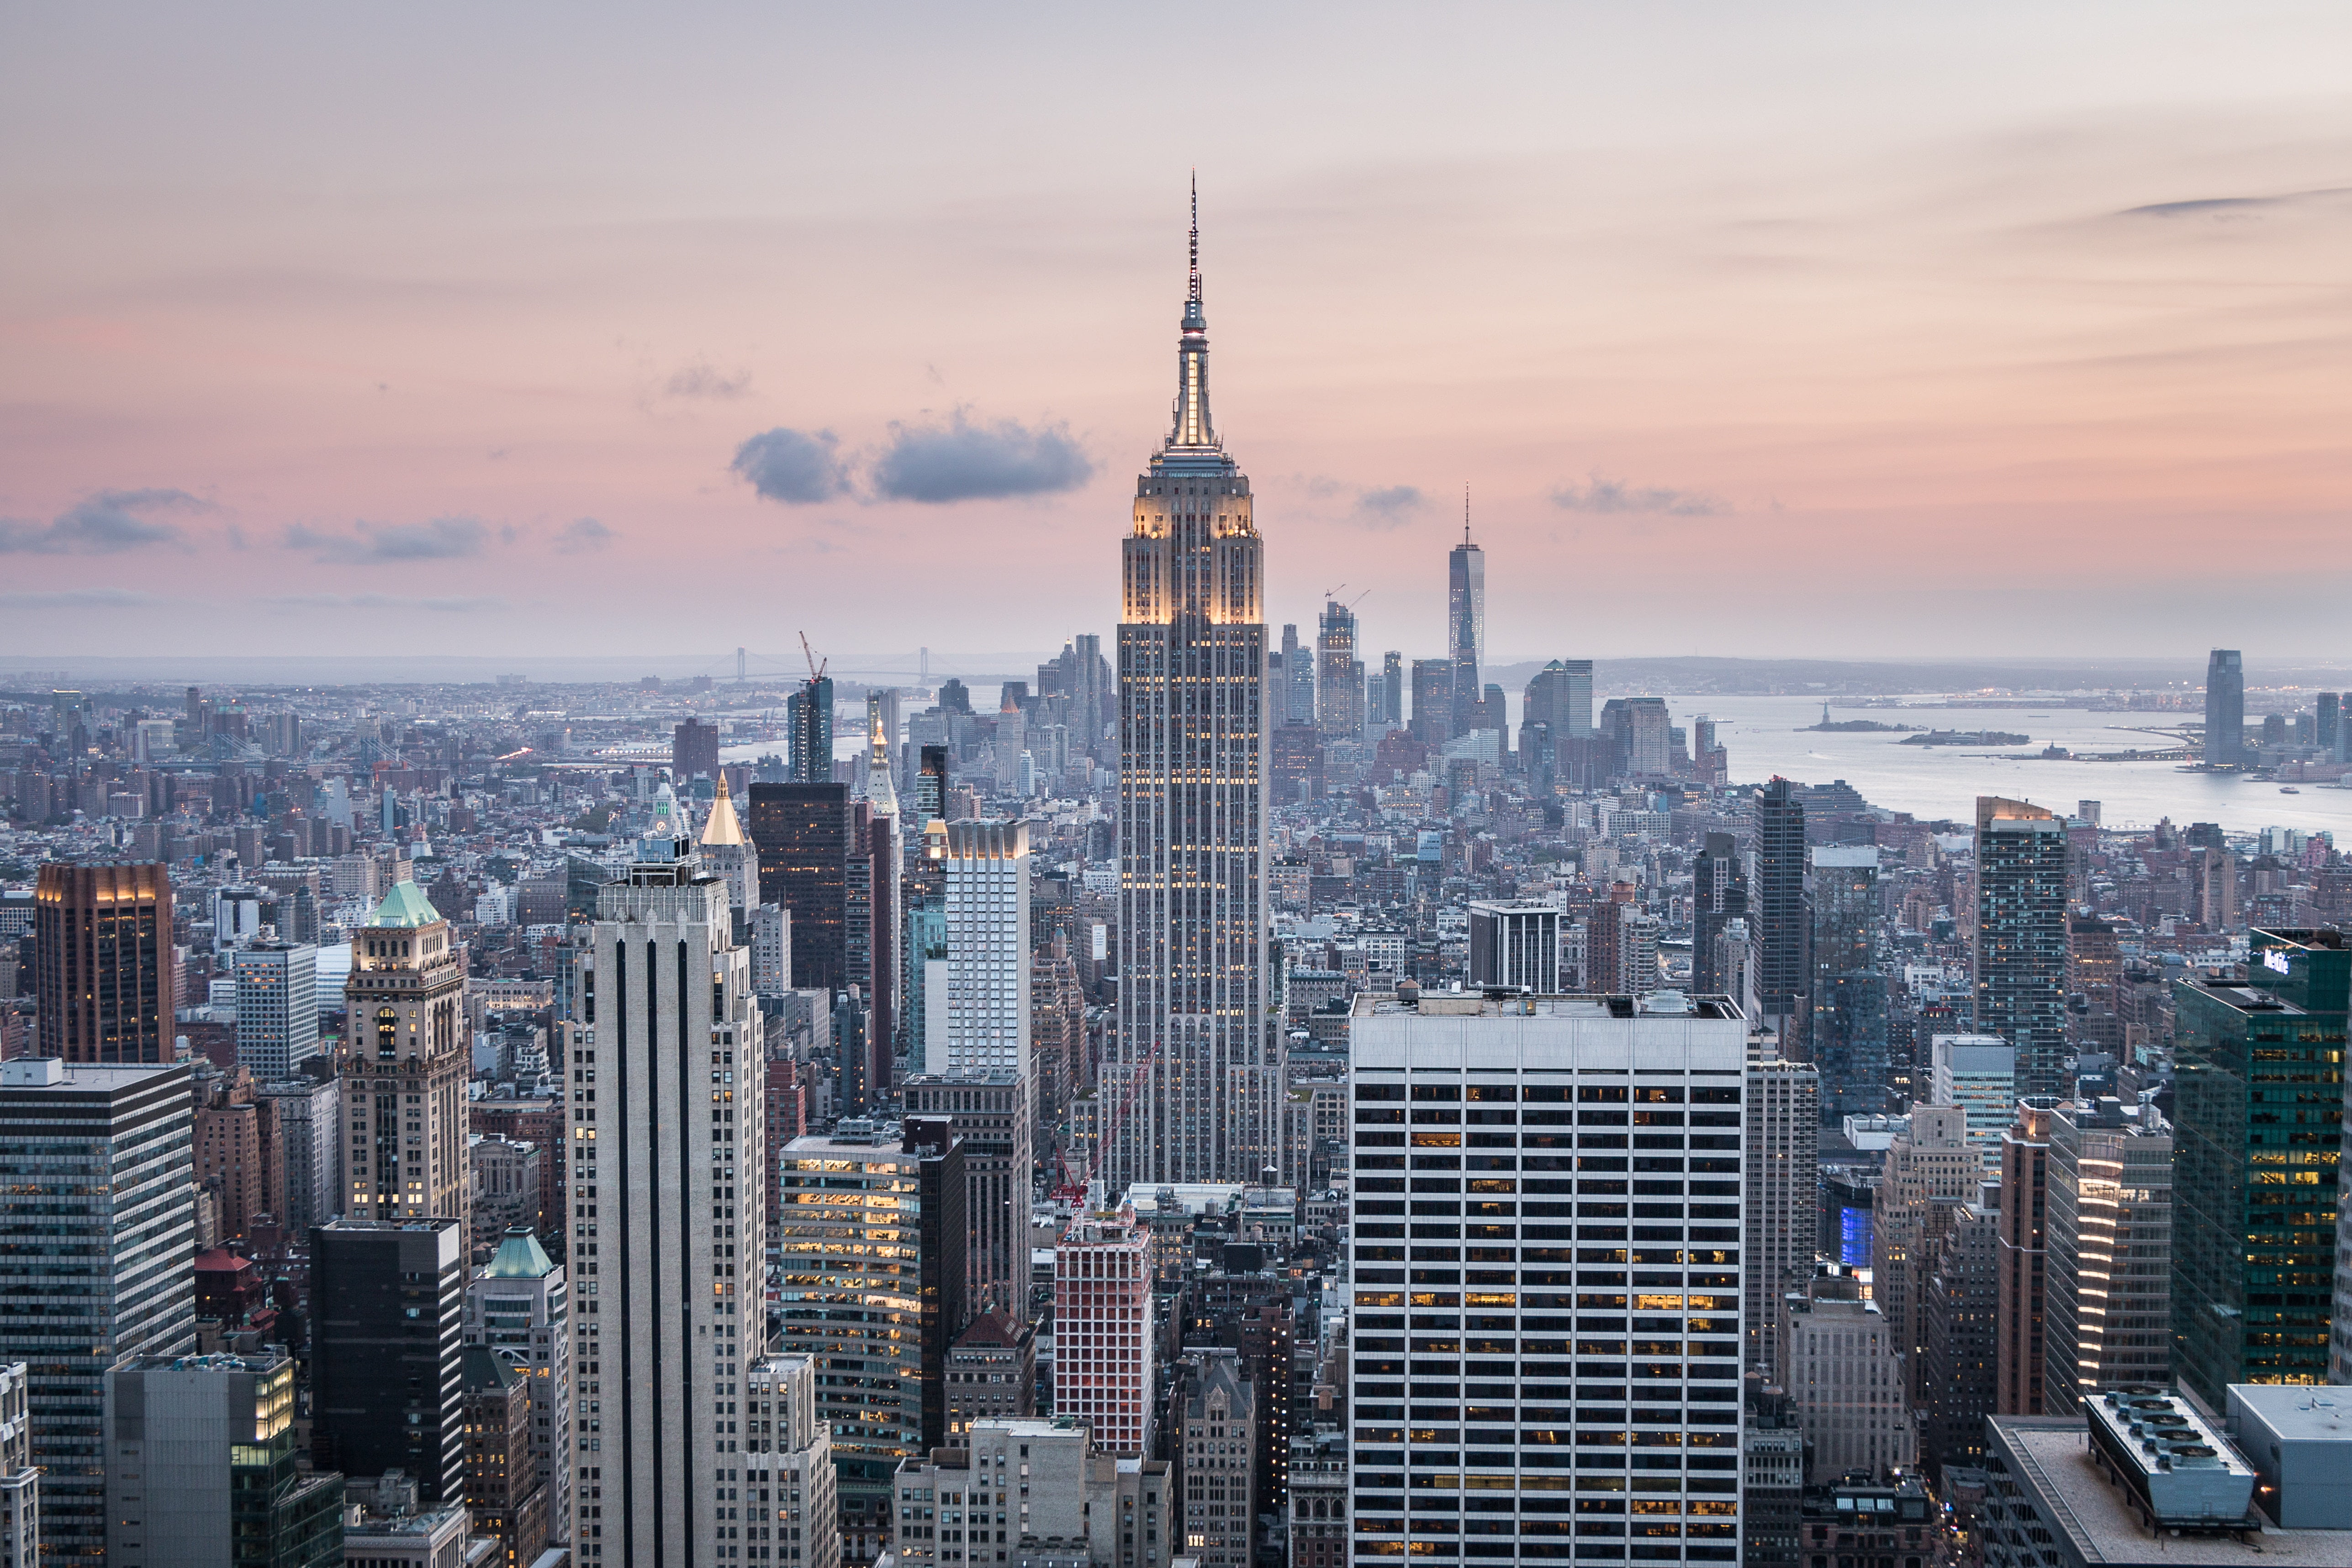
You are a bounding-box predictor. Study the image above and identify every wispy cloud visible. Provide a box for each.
[870,411,1092,503]
[557,517,615,552]
[2117,185,2352,221]
[1550,475,1725,517]
[665,358,754,400]
[264,593,505,612]
[0,588,162,607]
[283,517,489,562]
[1351,485,1426,529]
[0,488,204,554]
[732,428,850,504]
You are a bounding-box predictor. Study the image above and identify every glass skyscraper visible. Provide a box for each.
[1972,797,2070,1098]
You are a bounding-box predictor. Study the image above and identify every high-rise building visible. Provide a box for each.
[904,1075,1031,1322]
[567,835,767,1566]
[1807,845,1886,1113]
[1599,696,1671,778]
[1174,1348,1256,1568]
[0,1361,36,1568]
[1918,1195,2000,1484]
[926,821,1030,1077]
[1745,1052,1820,1376]
[1316,598,1364,743]
[102,1350,344,1568]
[1931,1033,2018,1175]
[1974,797,2071,1098]
[698,771,761,929]
[673,717,720,783]
[33,862,175,1062]
[1409,657,1453,750]
[750,781,850,992]
[1520,659,1593,754]
[1055,1208,1157,1457]
[462,1343,548,1568]
[1748,780,1807,1039]
[790,672,835,783]
[0,1058,195,1566]
[254,1074,339,1230]
[342,882,471,1252]
[1869,1105,1978,1395]
[2318,690,2341,756]
[1280,624,1316,729]
[776,1125,963,1557]
[1692,832,1748,998]
[1465,899,1559,992]
[310,1218,465,1501]
[1378,649,1403,729]
[2204,648,2244,766]
[2172,929,2344,1409]
[232,939,318,1077]
[1781,1280,1914,1482]
[1994,1098,2056,1415]
[2041,1098,2172,1412]
[465,1226,572,1545]
[742,1354,841,1568]
[1348,990,1748,1558]
[1448,519,1484,739]
[1107,192,1276,1192]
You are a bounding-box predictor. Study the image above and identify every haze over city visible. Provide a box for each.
[7,2,2350,662]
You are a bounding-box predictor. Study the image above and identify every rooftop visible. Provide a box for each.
[1994,1419,2335,1565]
[1351,990,1740,1020]
[367,879,443,928]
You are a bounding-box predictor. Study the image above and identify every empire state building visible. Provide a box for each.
[1105,187,1279,1191]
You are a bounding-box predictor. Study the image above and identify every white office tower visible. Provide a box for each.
[742,1355,840,1568]
[466,1226,573,1544]
[1107,185,1277,1191]
[1346,992,1747,1566]
[566,834,766,1566]
[232,940,318,1076]
[926,821,1032,1077]
[1929,1034,2017,1175]
[751,902,793,999]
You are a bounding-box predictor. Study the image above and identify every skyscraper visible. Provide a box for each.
[790,670,835,782]
[1279,623,1316,728]
[0,1058,195,1567]
[750,781,849,992]
[33,862,175,1062]
[2041,1098,2172,1412]
[672,716,720,783]
[927,820,1029,1075]
[1994,1098,2056,1416]
[2204,648,2244,766]
[465,1226,573,1545]
[1108,188,1277,1191]
[1747,780,1807,1040]
[1054,1208,1156,1457]
[310,1217,467,1502]
[1744,1052,1820,1377]
[1692,832,1748,997]
[697,771,761,928]
[1974,796,2070,1098]
[1465,899,1559,992]
[1807,845,1886,1114]
[1379,649,1403,729]
[1870,1105,1978,1398]
[1316,598,1364,743]
[232,939,319,1077]
[1408,657,1453,750]
[568,834,767,1566]
[1448,516,1484,739]
[342,881,471,1253]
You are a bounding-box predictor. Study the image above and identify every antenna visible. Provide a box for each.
[1464,482,1472,546]
[1189,170,1200,302]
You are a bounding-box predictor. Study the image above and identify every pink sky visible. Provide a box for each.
[4,3,2349,665]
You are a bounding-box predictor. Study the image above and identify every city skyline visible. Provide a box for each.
[6,5,2351,660]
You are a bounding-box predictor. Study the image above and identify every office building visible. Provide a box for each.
[101,1351,344,1568]
[1995,1098,2056,1416]
[1348,990,1747,1562]
[463,1344,548,1568]
[1974,797,2071,1098]
[1448,520,1484,739]
[751,901,794,998]
[232,939,318,1077]
[1378,648,1404,729]
[1279,623,1316,728]
[0,1362,32,1568]
[1744,1053,1819,1375]
[309,1218,466,1502]
[926,821,1031,1076]
[2171,929,2344,1410]
[1056,1208,1157,1457]
[1600,695,1672,779]
[1931,1034,2018,1174]
[1806,845,1886,1113]
[2204,648,2244,766]
[1739,1388,1802,1568]
[699,771,762,929]
[941,1313,1035,1436]
[1316,597,1364,742]
[0,1057,195,1567]
[904,1075,1032,1321]
[674,716,720,783]
[751,781,851,992]
[741,1354,840,1568]
[1107,196,1277,1193]
[33,862,175,1062]
[1174,1348,1255,1568]
[776,1124,964,1556]
[1918,1195,2000,1484]
[2225,1384,2352,1531]
[2042,1099,2172,1412]
[1691,833,1747,998]
[343,881,472,1252]
[888,1415,1138,1568]
[254,1073,339,1230]
[1781,1280,1914,1482]
[1411,657,1454,750]
[912,744,950,831]
[465,1226,571,1545]
[1869,1105,1978,1393]
[1465,899,1559,993]
[791,670,835,784]
[568,835,767,1566]
[1748,780,1806,1038]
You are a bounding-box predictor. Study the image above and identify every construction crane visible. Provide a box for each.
[798,632,826,685]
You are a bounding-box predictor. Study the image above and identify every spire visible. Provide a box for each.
[1464,482,1472,546]
[699,769,745,847]
[1169,173,1215,447]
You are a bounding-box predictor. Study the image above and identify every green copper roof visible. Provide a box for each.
[485,1226,555,1279]
[368,880,442,928]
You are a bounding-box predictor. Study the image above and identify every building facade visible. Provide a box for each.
[464,1226,572,1545]
[927,820,1031,1077]
[1465,900,1559,993]
[309,1218,466,1503]
[33,862,175,1062]
[1055,1209,1156,1457]
[750,782,850,992]
[1973,797,2070,1098]
[2041,1098,2172,1412]
[1747,781,1806,1038]
[342,881,471,1254]
[1744,1053,1820,1376]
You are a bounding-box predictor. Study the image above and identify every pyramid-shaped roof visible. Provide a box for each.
[484,1226,555,1279]
[368,880,443,928]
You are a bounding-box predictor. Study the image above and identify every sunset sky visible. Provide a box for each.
[5,3,2348,668]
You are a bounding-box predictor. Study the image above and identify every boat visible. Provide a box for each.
[2280,786,2301,794]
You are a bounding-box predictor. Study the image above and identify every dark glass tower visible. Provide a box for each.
[310,1218,466,1503]
[789,672,835,782]
[1747,779,1807,1038]
[1973,797,2070,1097]
[1693,830,1749,996]
[2204,648,2244,766]
[748,781,849,991]
[34,862,175,1062]
[1448,510,1484,739]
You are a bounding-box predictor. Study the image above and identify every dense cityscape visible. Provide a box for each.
[7,59,2352,1568]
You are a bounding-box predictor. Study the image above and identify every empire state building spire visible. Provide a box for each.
[1169,172,1216,450]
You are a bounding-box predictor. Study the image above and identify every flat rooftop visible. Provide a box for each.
[1996,1420,2339,1565]
[1351,992,1741,1020]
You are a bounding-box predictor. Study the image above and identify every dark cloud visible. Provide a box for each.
[732,428,850,504]
[0,488,203,554]
[665,359,753,400]
[1551,475,1725,517]
[2119,186,2352,220]
[283,517,488,562]
[1351,485,1426,529]
[871,412,1092,503]
[0,588,160,607]
[558,517,615,552]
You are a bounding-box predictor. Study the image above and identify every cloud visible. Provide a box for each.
[0,588,161,608]
[1550,475,1725,517]
[557,517,615,553]
[0,488,204,553]
[665,359,753,400]
[264,593,504,612]
[870,411,1092,503]
[2118,186,2352,221]
[1351,485,1426,529]
[283,517,489,562]
[732,427,850,504]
